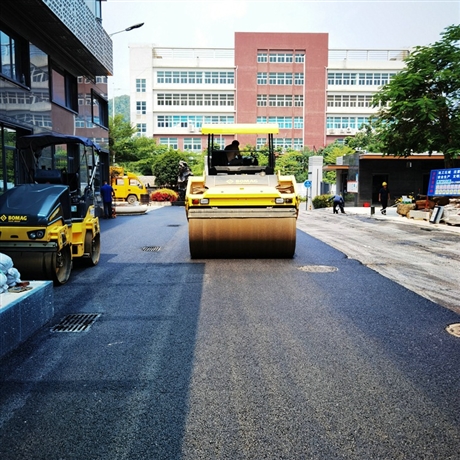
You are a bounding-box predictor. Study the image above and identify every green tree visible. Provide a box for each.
[109,95,130,121]
[372,24,460,167]
[319,142,354,184]
[108,114,137,163]
[275,148,314,182]
[151,150,191,188]
[344,123,383,152]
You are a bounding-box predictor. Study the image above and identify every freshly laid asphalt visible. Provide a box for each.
[0,205,459,459]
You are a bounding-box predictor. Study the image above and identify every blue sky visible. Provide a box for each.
[102,0,460,95]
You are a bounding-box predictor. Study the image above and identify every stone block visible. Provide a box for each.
[0,281,54,359]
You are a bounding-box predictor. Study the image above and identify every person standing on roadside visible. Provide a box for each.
[101,180,115,219]
[378,182,390,215]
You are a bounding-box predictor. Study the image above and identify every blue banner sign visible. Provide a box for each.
[427,168,460,196]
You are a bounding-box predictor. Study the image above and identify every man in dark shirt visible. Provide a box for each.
[378,182,390,215]
[101,180,115,219]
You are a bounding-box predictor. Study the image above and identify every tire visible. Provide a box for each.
[127,194,137,205]
[84,232,101,266]
[51,244,72,285]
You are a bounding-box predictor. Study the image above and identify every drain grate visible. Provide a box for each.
[298,265,338,273]
[142,246,161,252]
[167,224,180,227]
[51,313,101,333]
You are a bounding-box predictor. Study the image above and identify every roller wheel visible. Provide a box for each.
[51,245,72,285]
[127,194,137,205]
[84,232,101,266]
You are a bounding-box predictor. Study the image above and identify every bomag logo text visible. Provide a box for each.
[234,179,259,184]
[7,215,28,222]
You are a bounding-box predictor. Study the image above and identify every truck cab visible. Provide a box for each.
[110,167,150,204]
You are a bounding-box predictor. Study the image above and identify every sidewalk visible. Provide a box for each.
[316,205,460,234]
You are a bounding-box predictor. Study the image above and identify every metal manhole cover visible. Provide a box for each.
[51,313,100,333]
[142,246,161,252]
[446,323,460,338]
[298,265,338,273]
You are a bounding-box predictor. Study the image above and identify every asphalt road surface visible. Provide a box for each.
[0,206,459,460]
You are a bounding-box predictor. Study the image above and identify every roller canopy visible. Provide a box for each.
[201,123,279,135]
[0,184,71,225]
[17,133,101,151]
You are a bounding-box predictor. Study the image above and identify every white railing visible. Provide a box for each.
[329,49,410,61]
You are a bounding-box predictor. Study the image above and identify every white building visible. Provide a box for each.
[129,36,409,151]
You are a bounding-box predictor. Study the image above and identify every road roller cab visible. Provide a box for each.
[185,124,300,258]
[0,133,104,285]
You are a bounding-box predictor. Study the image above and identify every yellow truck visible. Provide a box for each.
[185,123,300,258]
[110,167,150,204]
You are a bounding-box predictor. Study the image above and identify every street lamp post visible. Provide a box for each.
[109,22,144,37]
[109,22,145,165]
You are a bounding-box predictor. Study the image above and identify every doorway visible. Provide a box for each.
[372,174,388,204]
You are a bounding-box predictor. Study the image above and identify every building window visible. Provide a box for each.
[152,93,237,107]
[294,95,303,107]
[91,89,108,129]
[51,64,77,111]
[257,73,267,85]
[268,95,293,107]
[274,138,292,148]
[328,94,373,107]
[267,116,292,129]
[0,29,29,86]
[183,138,201,151]
[256,138,267,148]
[257,53,268,63]
[294,73,304,85]
[157,70,233,85]
[269,73,293,85]
[136,79,146,92]
[136,101,146,115]
[136,123,147,135]
[269,53,293,63]
[293,117,303,129]
[257,95,267,107]
[159,138,178,149]
[328,72,395,86]
[295,53,305,63]
[326,116,369,129]
[293,138,303,150]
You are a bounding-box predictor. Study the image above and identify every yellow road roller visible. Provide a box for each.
[0,134,103,285]
[185,124,300,258]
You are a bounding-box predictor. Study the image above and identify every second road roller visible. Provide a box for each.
[0,133,104,285]
[185,124,300,258]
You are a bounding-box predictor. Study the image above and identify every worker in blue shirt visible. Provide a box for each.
[330,193,345,214]
[100,180,115,218]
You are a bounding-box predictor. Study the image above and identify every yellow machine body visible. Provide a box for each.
[185,124,300,258]
[110,166,150,204]
[1,134,104,285]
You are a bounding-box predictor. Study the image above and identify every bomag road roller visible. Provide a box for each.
[0,133,104,285]
[185,123,300,258]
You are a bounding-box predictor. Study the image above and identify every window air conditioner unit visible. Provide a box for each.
[328,129,335,134]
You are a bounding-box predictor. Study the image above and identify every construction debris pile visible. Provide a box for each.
[396,196,460,226]
[442,198,460,225]
[0,253,22,293]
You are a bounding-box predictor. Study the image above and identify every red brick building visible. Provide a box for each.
[235,32,328,150]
